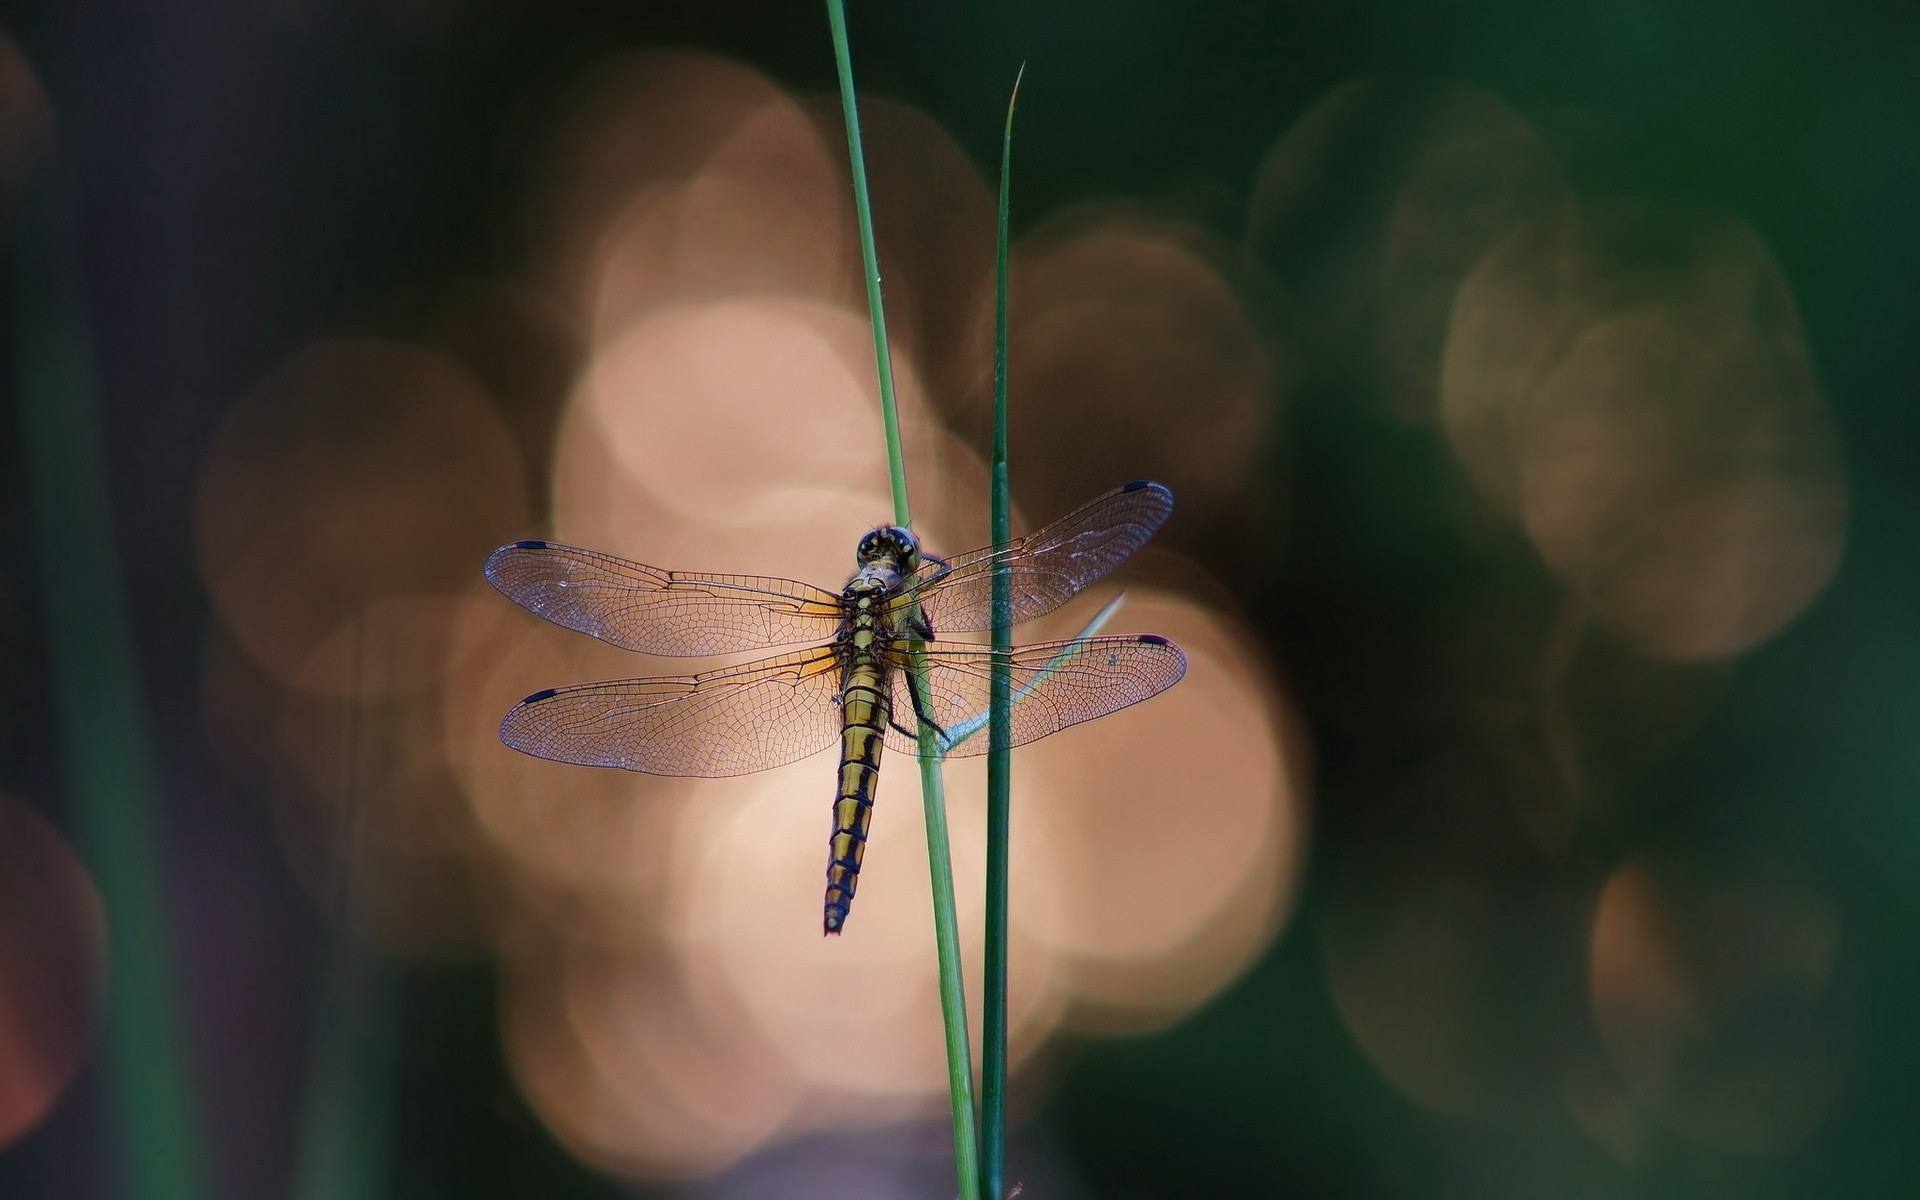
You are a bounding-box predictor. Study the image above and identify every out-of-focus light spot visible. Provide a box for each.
[1323,864,1506,1118]
[558,301,903,534]
[196,338,528,694]
[0,31,52,201]
[1561,1058,1653,1165]
[1516,311,1846,659]
[458,51,1291,1179]
[1320,780,1585,1121]
[1003,209,1272,535]
[423,282,582,473]
[1536,630,1733,815]
[0,798,103,1148]
[674,768,972,1098]
[1442,206,1846,660]
[481,561,1269,1167]
[1016,589,1305,1031]
[289,587,465,702]
[669,760,1064,1106]
[1590,856,1850,1153]
[504,942,802,1178]
[196,339,527,953]
[1443,204,1816,513]
[1375,90,1565,421]
[796,95,996,416]
[683,1119,1073,1200]
[1248,78,1564,419]
[442,582,687,935]
[587,99,855,343]
[531,51,787,313]
[268,669,493,957]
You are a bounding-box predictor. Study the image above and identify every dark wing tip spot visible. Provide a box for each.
[521,687,559,704]
[512,539,549,550]
[1138,634,1170,646]
[1122,479,1154,492]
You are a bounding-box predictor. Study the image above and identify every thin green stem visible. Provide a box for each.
[825,5,977,1196]
[910,651,974,1178]
[980,63,1024,1200]
[825,0,911,529]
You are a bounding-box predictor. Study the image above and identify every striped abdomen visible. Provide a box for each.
[824,654,891,934]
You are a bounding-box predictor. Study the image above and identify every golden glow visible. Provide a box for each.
[561,301,899,534]
[194,338,528,954]
[196,338,527,694]
[191,48,1301,1180]
[1000,210,1272,533]
[531,52,789,324]
[1015,590,1304,1030]
[1250,78,1566,421]
[503,942,803,1178]
[1320,848,1509,1119]
[1441,206,1845,660]
[583,103,856,345]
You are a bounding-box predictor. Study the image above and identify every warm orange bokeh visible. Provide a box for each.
[1590,855,1850,1154]
[193,48,1303,1178]
[1249,78,1566,422]
[1441,205,1845,660]
[0,799,104,1148]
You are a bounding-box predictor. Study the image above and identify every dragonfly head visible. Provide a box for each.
[855,524,920,570]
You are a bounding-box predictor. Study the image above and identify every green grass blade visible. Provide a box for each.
[982,66,1023,1200]
[825,0,911,529]
[909,655,975,1189]
[824,5,977,1196]
[13,168,209,1200]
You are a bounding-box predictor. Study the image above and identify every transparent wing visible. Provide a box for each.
[486,539,846,655]
[500,647,845,776]
[907,480,1172,635]
[882,635,1187,758]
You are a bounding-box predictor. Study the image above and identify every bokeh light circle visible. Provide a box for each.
[1440,206,1846,660]
[196,338,528,695]
[1015,589,1306,1031]
[1590,855,1852,1153]
[0,799,104,1149]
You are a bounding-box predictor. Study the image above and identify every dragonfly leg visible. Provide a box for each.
[905,553,951,641]
[902,668,948,739]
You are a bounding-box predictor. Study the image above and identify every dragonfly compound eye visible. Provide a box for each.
[856,525,918,565]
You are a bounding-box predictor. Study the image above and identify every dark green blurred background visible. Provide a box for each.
[3,1,1917,1196]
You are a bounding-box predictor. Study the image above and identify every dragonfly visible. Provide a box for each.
[485,480,1186,934]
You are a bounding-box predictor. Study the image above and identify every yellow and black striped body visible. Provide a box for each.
[822,524,920,934]
[822,626,890,934]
